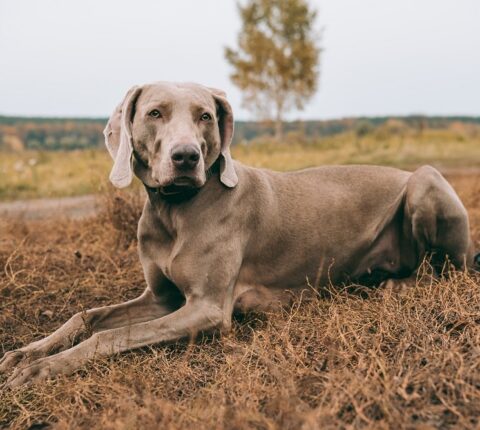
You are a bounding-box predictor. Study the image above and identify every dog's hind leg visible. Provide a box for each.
[406,166,473,271]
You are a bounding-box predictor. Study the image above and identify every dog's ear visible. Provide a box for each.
[208,87,238,188]
[103,85,142,188]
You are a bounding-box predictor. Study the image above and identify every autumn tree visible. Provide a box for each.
[225,0,321,140]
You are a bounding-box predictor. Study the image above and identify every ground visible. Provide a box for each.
[0,170,479,429]
[1,132,480,429]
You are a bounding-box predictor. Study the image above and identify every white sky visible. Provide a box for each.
[0,0,479,120]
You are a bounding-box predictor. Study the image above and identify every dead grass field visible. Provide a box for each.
[0,170,479,429]
[1,128,480,201]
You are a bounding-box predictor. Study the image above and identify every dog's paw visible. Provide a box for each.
[0,348,46,374]
[5,358,56,388]
[0,350,26,373]
[4,350,80,388]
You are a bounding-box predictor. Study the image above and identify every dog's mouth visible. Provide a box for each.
[173,176,199,186]
[159,176,203,195]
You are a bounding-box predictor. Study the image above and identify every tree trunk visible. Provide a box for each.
[274,100,284,141]
[274,117,284,141]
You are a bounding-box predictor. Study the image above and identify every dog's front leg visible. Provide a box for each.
[5,298,224,388]
[0,286,177,374]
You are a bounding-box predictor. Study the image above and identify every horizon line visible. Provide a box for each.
[1,113,480,122]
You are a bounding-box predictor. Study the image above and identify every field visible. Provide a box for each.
[1,135,480,429]
[1,127,480,201]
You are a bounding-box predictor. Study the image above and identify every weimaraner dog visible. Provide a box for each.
[2,82,479,387]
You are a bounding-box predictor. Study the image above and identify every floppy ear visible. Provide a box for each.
[103,86,142,188]
[208,87,238,188]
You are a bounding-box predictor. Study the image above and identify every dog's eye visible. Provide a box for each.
[200,112,212,122]
[149,109,162,118]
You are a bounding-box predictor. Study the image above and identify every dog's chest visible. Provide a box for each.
[138,213,194,290]
[139,224,173,268]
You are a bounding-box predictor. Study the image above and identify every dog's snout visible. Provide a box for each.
[171,144,201,170]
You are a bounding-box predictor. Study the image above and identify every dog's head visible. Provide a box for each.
[104,82,238,192]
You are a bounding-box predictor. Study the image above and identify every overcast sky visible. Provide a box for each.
[0,0,479,120]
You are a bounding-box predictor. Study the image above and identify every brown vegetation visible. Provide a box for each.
[0,174,479,429]
[2,127,480,201]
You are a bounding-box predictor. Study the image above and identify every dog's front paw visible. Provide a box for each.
[0,350,27,373]
[0,347,47,374]
[4,350,81,388]
[5,357,57,388]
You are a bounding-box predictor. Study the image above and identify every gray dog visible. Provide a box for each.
[1,82,479,387]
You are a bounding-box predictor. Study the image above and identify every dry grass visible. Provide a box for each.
[0,174,479,429]
[234,130,480,173]
[0,150,112,201]
[1,128,480,201]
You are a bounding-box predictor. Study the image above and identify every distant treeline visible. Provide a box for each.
[1,115,479,151]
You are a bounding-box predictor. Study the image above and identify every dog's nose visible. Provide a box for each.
[171,144,201,170]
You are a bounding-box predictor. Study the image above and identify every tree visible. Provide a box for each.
[225,0,321,141]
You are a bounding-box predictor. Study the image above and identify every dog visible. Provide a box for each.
[1,82,479,387]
